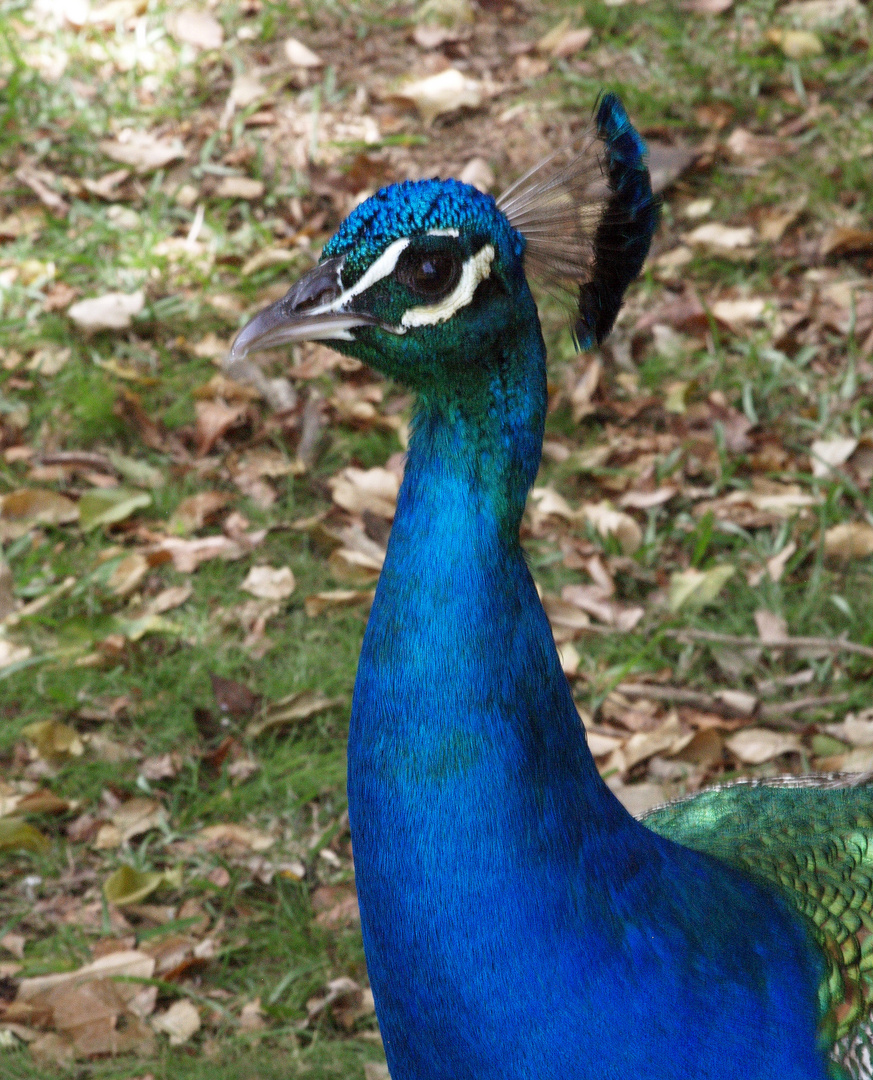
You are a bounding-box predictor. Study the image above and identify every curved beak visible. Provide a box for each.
[230,256,379,361]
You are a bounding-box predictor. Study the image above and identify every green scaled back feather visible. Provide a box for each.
[643,773,873,1080]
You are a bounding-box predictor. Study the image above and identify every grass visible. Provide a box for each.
[0,0,872,1074]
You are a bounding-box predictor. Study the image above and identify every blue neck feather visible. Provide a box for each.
[348,301,831,1080]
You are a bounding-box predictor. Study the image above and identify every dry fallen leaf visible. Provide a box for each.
[537,18,593,56]
[817,747,873,773]
[365,1065,391,1080]
[607,778,669,818]
[139,752,181,782]
[759,203,804,242]
[542,593,591,639]
[24,975,155,1059]
[151,999,200,1045]
[329,466,400,519]
[78,488,151,531]
[312,884,360,929]
[0,639,33,671]
[23,720,84,761]
[766,27,824,59]
[810,436,858,478]
[100,131,186,173]
[825,709,873,747]
[458,157,494,190]
[754,609,787,643]
[283,36,323,67]
[107,552,149,597]
[27,344,71,374]
[394,68,486,125]
[725,727,802,764]
[682,0,733,11]
[621,712,693,771]
[561,585,644,632]
[0,488,79,540]
[68,291,144,331]
[140,584,192,617]
[0,931,25,958]
[820,227,873,258]
[240,565,296,601]
[169,492,230,535]
[168,8,224,49]
[228,74,268,111]
[557,641,580,675]
[103,865,168,906]
[304,588,374,617]
[195,400,248,456]
[668,565,735,612]
[580,502,642,555]
[783,0,863,26]
[213,176,265,200]
[240,247,298,276]
[764,540,797,584]
[726,128,792,167]
[824,521,873,560]
[0,818,49,853]
[569,357,601,422]
[196,823,274,854]
[305,976,371,1029]
[710,297,767,330]
[17,950,156,999]
[110,796,165,842]
[239,997,267,1032]
[247,690,345,737]
[686,222,755,253]
[412,23,466,48]
[153,531,265,572]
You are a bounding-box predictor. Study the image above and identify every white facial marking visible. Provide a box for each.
[400,244,495,329]
[342,237,411,302]
[427,228,460,237]
[297,237,412,321]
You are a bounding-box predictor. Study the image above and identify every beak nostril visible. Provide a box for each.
[292,286,339,313]
[283,254,346,315]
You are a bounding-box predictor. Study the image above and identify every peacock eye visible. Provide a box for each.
[395,249,461,301]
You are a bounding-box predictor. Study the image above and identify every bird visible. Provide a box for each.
[231,94,873,1080]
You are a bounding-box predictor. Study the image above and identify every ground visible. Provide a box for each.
[0,0,872,1076]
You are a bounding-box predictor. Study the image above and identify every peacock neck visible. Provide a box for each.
[348,313,632,875]
[405,351,546,545]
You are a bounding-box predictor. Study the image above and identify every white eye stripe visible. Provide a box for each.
[307,234,491,335]
[400,244,495,329]
[297,237,411,321]
[342,237,411,301]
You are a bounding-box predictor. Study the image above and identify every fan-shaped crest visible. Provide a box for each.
[497,93,660,349]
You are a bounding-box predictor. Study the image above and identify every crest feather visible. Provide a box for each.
[497,93,660,349]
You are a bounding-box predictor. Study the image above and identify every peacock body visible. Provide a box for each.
[232,95,873,1080]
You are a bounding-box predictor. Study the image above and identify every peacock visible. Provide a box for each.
[231,94,873,1080]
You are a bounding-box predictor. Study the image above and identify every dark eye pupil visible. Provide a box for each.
[397,250,460,300]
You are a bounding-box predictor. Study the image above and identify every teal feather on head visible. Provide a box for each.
[231,93,873,1080]
[323,177,526,282]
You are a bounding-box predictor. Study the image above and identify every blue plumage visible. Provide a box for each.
[575,94,661,348]
[324,178,525,281]
[231,94,873,1080]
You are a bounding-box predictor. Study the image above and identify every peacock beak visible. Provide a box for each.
[230,255,378,360]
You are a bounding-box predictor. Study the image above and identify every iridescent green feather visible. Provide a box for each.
[643,774,873,1080]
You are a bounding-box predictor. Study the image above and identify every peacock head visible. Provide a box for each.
[230,93,659,394]
[232,178,531,391]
